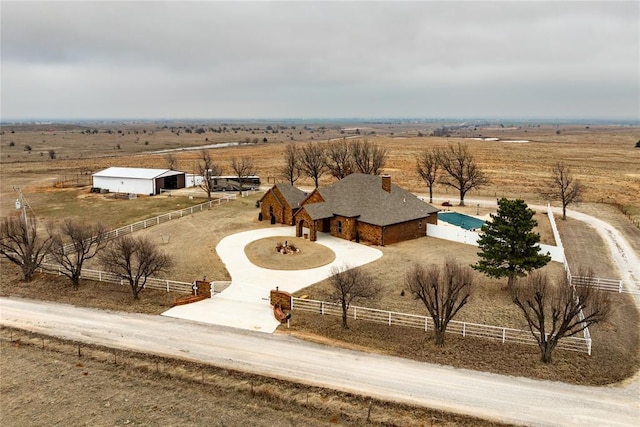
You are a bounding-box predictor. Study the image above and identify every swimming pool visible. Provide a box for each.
[437,212,486,231]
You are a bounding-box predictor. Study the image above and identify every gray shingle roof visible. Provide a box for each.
[275,183,307,208]
[302,174,438,226]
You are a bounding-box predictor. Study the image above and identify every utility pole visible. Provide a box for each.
[14,187,29,226]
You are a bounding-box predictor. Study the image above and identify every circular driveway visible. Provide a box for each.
[162,226,382,332]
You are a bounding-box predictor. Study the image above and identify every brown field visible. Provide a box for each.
[1,123,639,221]
[1,122,639,421]
[2,329,508,427]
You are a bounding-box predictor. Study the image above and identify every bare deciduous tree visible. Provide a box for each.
[437,143,489,206]
[351,139,388,175]
[0,215,53,282]
[100,235,174,300]
[328,264,380,329]
[546,162,584,220]
[49,219,108,289]
[416,148,439,203]
[230,156,257,193]
[405,258,473,347]
[280,143,301,185]
[299,143,327,188]
[512,270,610,363]
[198,149,222,201]
[325,139,352,180]
[164,153,178,170]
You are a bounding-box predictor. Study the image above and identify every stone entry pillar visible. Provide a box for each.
[194,280,211,298]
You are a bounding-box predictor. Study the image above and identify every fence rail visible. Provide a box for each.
[102,196,235,241]
[570,275,640,295]
[549,203,638,296]
[39,263,194,294]
[37,190,262,294]
[291,297,590,354]
[49,190,261,259]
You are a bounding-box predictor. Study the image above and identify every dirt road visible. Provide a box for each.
[1,297,638,427]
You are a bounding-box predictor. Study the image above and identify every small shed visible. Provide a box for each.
[92,167,186,195]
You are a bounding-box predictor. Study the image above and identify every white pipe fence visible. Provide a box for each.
[290,297,591,354]
[39,262,194,293]
[48,189,261,259]
[547,203,639,295]
[102,196,236,241]
[39,262,232,295]
[37,190,260,294]
[425,224,565,262]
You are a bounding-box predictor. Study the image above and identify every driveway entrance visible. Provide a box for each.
[162,227,382,332]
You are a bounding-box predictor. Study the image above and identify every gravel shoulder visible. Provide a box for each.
[1,297,638,427]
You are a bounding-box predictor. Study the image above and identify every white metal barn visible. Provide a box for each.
[92,167,186,195]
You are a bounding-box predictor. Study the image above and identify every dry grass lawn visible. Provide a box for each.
[245,236,336,270]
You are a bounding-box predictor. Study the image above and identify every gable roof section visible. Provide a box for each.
[299,173,438,226]
[274,184,307,208]
[93,167,184,180]
[259,184,307,208]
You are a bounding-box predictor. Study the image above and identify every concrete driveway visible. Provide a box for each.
[162,226,382,332]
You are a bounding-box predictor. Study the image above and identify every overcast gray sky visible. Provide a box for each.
[1,1,638,120]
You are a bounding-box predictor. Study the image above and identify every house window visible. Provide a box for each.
[419,220,422,228]
[337,220,343,234]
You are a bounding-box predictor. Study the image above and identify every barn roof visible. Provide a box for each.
[299,173,438,226]
[93,167,185,180]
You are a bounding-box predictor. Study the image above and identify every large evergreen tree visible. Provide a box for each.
[473,198,551,291]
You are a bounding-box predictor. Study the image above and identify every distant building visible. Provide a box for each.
[260,174,439,245]
[92,167,186,195]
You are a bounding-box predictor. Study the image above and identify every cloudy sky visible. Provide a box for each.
[1,1,638,120]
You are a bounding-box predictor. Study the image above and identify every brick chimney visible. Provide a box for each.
[381,174,391,193]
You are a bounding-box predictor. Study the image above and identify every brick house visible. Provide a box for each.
[293,174,438,245]
[259,183,307,225]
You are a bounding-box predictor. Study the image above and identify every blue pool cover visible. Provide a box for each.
[438,212,486,230]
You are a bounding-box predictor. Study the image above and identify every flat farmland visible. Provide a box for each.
[1,123,638,223]
[1,121,639,402]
